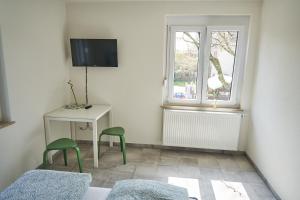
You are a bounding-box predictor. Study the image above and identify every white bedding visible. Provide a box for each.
[82,187,111,200]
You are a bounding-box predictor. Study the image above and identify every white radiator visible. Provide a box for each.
[163,109,242,150]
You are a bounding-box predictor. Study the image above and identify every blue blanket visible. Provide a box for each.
[0,170,92,200]
[106,179,189,200]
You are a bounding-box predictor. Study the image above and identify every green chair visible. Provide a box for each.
[98,127,126,164]
[43,138,83,173]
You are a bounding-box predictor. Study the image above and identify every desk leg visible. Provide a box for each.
[92,120,99,168]
[109,110,113,147]
[70,122,76,140]
[44,118,53,164]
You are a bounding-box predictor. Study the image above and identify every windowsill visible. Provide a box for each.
[0,121,15,129]
[161,104,243,113]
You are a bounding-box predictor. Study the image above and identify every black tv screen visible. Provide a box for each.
[70,39,118,67]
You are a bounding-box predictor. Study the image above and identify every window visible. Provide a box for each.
[166,25,246,107]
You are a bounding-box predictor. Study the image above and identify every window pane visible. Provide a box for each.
[173,32,200,100]
[206,31,238,101]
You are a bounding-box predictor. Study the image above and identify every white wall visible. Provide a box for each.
[247,0,300,199]
[0,0,69,190]
[66,1,261,148]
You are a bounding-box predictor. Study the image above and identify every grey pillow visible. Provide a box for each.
[106,179,189,200]
[0,170,92,200]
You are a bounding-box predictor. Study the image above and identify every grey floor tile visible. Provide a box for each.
[52,150,82,168]
[142,148,161,155]
[135,164,158,177]
[142,154,160,165]
[46,165,74,172]
[198,154,220,169]
[90,178,108,188]
[142,148,160,161]
[49,143,275,200]
[216,155,241,172]
[233,155,255,172]
[199,168,223,180]
[179,157,199,167]
[99,152,124,168]
[159,156,179,166]
[160,149,180,158]
[109,163,136,173]
[126,149,144,163]
[106,170,134,183]
[198,178,216,200]
[132,174,168,182]
[90,168,110,180]
[177,165,201,178]
[243,182,276,200]
[156,165,179,178]
[178,151,203,159]
[240,171,264,184]
[221,171,244,182]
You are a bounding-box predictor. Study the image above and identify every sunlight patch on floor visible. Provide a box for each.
[168,177,201,200]
[211,180,250,200]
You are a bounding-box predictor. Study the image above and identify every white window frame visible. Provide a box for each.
[167,26,205,105]
[166,25,247,107]
[202,26,246,106]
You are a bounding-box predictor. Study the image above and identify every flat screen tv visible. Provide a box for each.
[70,39,118,67]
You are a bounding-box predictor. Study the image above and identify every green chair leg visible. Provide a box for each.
[63,149,68,166]
[99,127,126,165]
[119,136,123,152]
[120,136,126,164]
[43,150,49,168]
[74,147,83,173]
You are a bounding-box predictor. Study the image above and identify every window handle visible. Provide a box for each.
[163,78,168,86]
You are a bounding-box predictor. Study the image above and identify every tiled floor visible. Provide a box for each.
[47,143,276,200]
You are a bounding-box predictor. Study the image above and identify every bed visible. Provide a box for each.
[0,170,191,200]
[83,187,111,200]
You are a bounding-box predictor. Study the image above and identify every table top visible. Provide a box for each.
[44,104,111,121]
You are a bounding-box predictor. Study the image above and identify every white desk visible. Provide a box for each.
[44,104,112,168]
